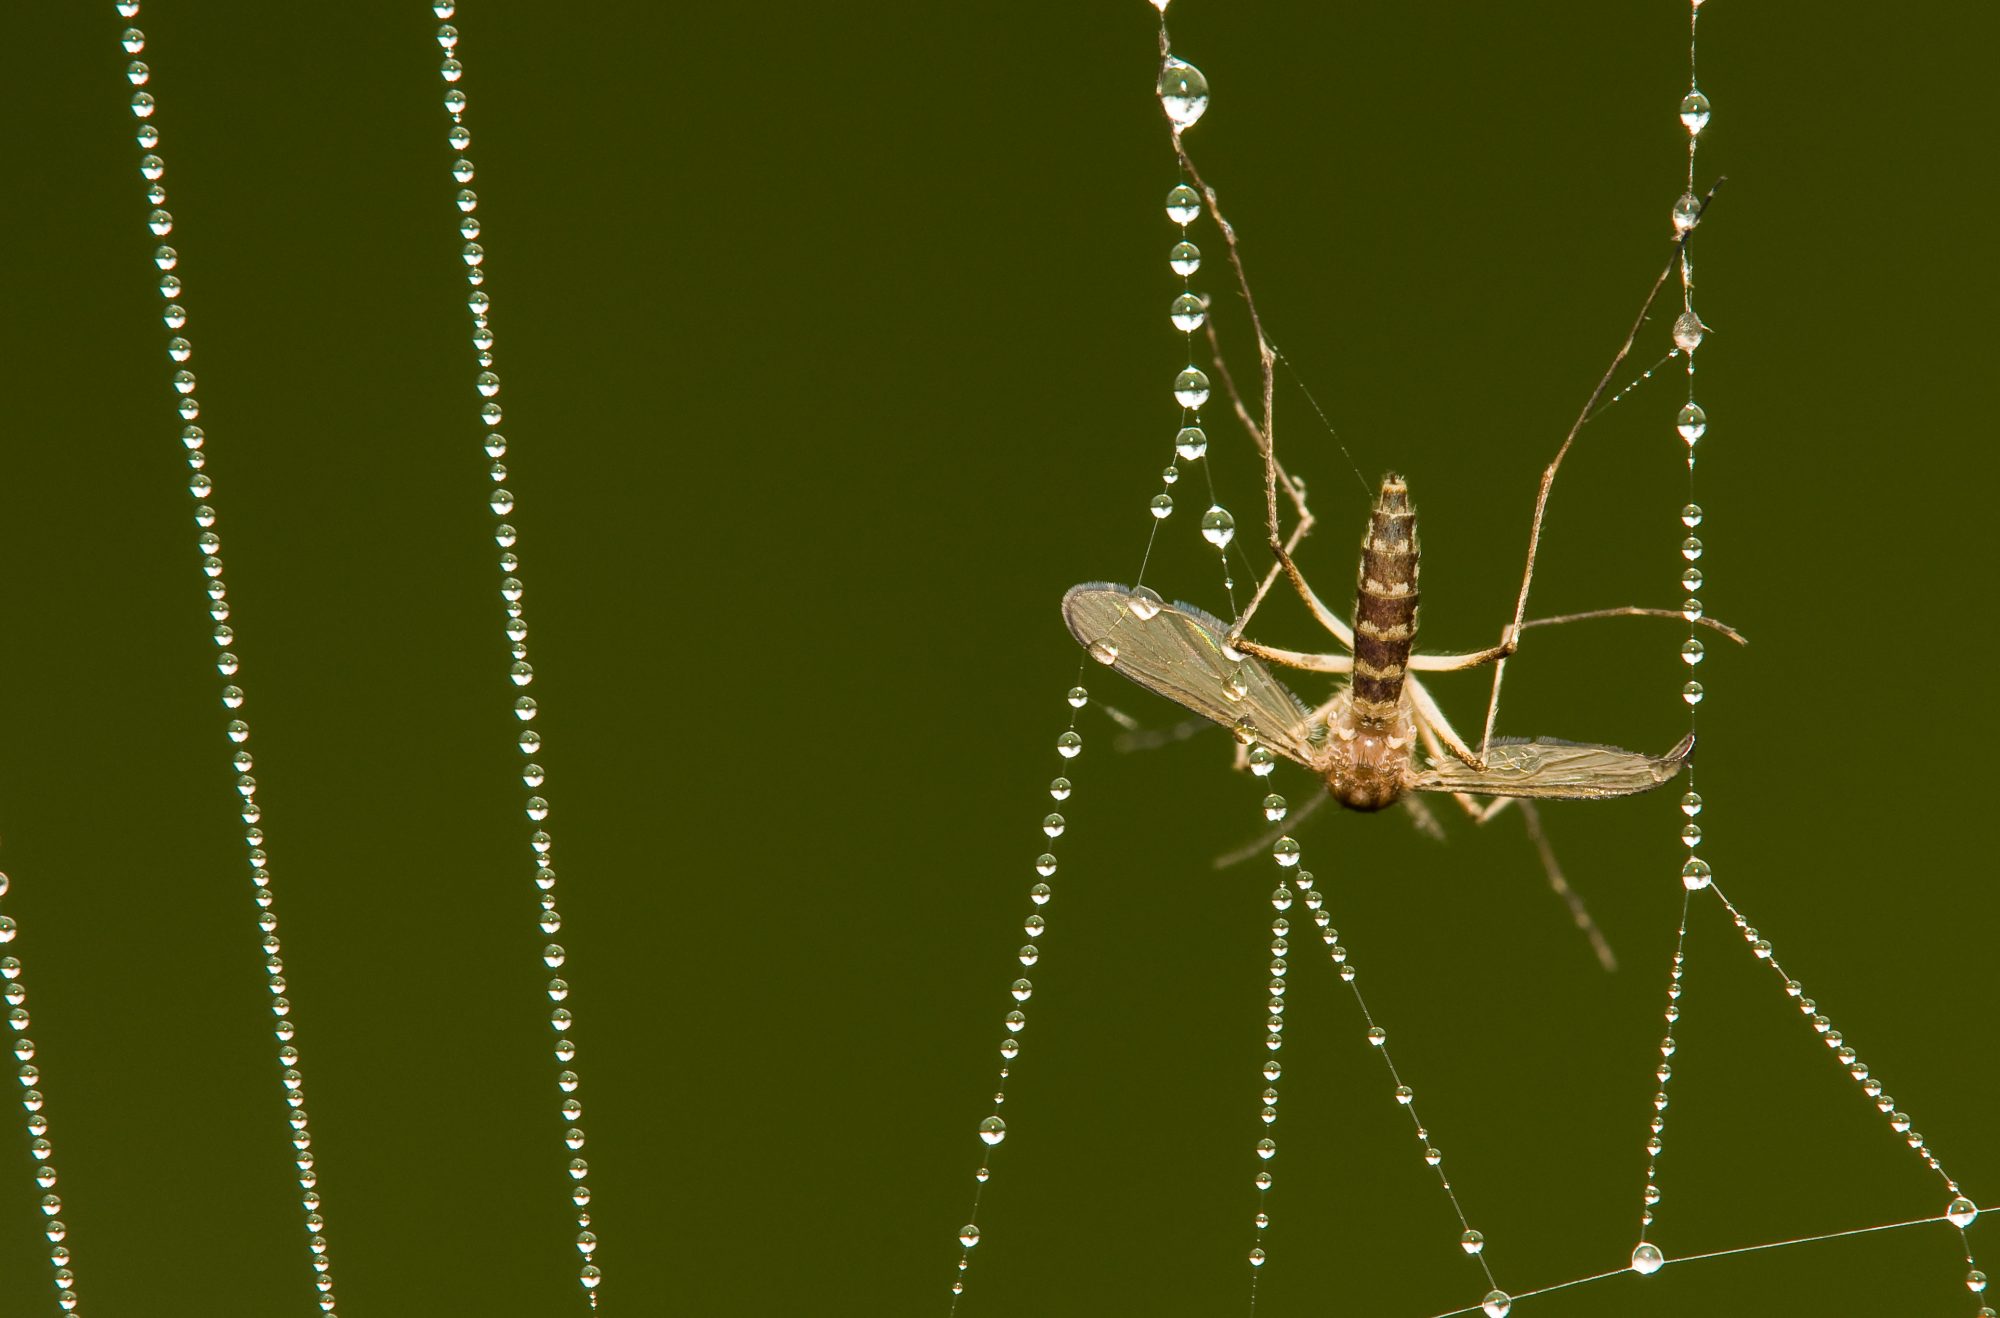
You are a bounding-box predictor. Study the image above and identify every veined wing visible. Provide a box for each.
[1410,731,1694,800]
[1062,583,1320,768]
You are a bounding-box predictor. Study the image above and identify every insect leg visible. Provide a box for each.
[1412,702,1616,971]
[1232,640,1355,675]
[1172,136,1356,655]
[1473,186,1721,757]
[1404,673,1483,768]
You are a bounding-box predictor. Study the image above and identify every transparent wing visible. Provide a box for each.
[1410,731,1694,800]
[1062,583,1320,767]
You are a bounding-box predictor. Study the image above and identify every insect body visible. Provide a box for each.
[1063,472,1694,814]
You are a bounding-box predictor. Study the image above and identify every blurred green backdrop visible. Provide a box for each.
[2,3,1994,1315]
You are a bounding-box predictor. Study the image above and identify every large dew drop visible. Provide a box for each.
[1679,89,1711,135]
[1201,506,1236,549]
[1157,58,1210,130]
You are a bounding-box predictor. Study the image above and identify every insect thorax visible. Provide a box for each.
[1318,692,1417,811]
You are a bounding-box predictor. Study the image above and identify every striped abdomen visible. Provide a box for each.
[1350,474,1419,728]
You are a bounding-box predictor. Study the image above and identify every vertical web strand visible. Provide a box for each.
[112,3,344,1309]
[429,6,604,1306]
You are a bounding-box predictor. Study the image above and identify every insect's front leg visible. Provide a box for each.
[1232,640,1355,675]
[1404,672,1486,769]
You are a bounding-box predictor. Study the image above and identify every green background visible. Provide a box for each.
[2,3,1995,1315]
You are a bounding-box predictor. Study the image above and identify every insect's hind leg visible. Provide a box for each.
[1410,696,1617,971]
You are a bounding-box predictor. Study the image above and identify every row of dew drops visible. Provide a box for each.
[1639,5,1987,1310]
[948,27,1243,1307]
[1640,0,1717,1282]
[1159,46,1515,1315]
[98,6,346,1312]
[952,28,1520,1312]
[432,6,606,1306]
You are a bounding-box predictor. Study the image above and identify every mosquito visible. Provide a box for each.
[1065,132,1737,964]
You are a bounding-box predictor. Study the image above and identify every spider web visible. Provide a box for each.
[945,6,1998,1317]
[0,4,1990,1316]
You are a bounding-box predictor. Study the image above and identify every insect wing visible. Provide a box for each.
[1410,732,1694,800]
[1062,583,1318,767]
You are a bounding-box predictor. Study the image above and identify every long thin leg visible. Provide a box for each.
[1518,801,1617,972]
[1472,182,1725,757]
[1522,605,1746,646]
[1233,640,1355,675]
[1409,605,1745,674]
[1172,130,1357,654]
[1410,703,1616,971]
[1405,673,1482,768]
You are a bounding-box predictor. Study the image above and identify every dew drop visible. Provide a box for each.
[959,1224,980,1248]
[1631,1242,1666,1274]
[1173,367,1211,409]
[1394,1085,1413,1105]
[1248,747,1275,777]
[1680,638,1705,666]
[1041,813,1065,839]
[1220,663,1248,703]
[1948,1197,1979,1228]
[1682,682,1705,706]
[1681,858,1711,890]
[1048,777,1071,801]
[1272,837,1301,868]
[1680,792,1702,817]
[1677,403,1708,443]
[1128,586,1164,621]
[1460,1229,1484,1255]
[1169,241,1201,276]
[1066,686,1089,708]
[1248,1247,1267,1268]
[1149,493,1174,519]
[1680,502,1703,528]
[1482,1289,1512,1318]
[1366,1027,1386,1048]
[1672,311,1705,352]
[1670,192,1701,235]
[1056,731,1082,758]
[1680,536,1703,562]
[1165,184,1201,226]
[1681,567,1704,591]
[1175,426,1208,460]
[1679,90,1711,135]
[1087,639,1119,666]
[1170,293,1206,332]
[1157,57,1210,129]
[978,1116,1007,1146]
[1262,794,1287,822]
[1201,506,1237,549]
[1971,1269,1989,1294]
